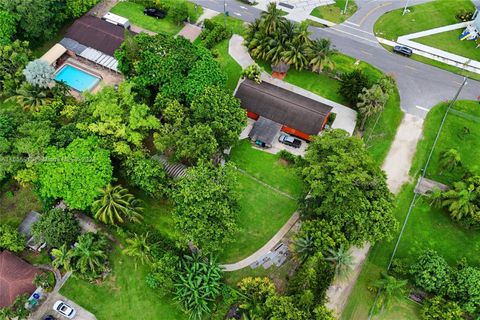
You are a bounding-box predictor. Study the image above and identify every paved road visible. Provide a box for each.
[192,0,480,118]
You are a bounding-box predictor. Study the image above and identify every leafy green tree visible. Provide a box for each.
[0,40,32,96]
[70,233,109,280]
[1,0,66,44]
[326,245,355,280]
[300,129,397,246]
[371,272,408,312]
[237,277,277,319]
[288,253,334,305]
[307,38,336,73]
[296,219,349,254]
[170,1,189,25]
[440,149,461,174]
[13,120,54,157]
[357,84,389,131]
[190,86,246,150]
[410,249,450,293]
[171,162,239,254]
[23,59,55,88]
[8,83,53,112]
[182,58,226,104]
[122,232,152,268]
[51,244,72,270]
[0,224,25,252]
[338,69,371,105]
[0,11,16,45]
[173,254,223,320]
[265,295,309,320]
[78,82,160,156]
[122,152,169,199]
[36,136,113,210]
[65,0,98,18]
[92,184,143,225]
[450,266,480,314]
[173,123,218,164]
[31,209,81,247]
[420,296,464,320]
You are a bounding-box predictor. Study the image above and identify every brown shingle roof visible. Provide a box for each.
[235,79,333,135]
[0,251,40,307]
[65,15,133,56]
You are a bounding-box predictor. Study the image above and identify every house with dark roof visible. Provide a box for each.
[0,251,40,307]
[235,79,333,141]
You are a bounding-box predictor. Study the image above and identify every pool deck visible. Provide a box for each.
[58,57,123,97]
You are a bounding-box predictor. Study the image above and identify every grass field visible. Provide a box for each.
[343,100,480,319]
[61,247,187,320]
[211,14,248,36]
[111,1,202,35]
[0,184,41,227]
[374,0,474,40]
[416,29,480,62]
[213,39,242,93]
[310,0,357,24]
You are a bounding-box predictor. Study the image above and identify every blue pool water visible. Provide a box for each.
[54,65,100,92]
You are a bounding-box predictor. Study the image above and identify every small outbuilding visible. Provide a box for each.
[235,79,333,141]
[248,117,281,148]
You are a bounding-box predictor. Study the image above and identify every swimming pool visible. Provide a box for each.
[54,64,101,92]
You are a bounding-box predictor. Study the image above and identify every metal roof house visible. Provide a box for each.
[18,211,46,252]
[235,79,333,141]
[59,15,136,72]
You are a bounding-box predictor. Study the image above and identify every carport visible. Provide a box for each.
[248,117,281,148]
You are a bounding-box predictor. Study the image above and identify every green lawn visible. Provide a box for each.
[416,29,480,62]
[61,247,187,320]
[211,15,248,36]
[111,1,203,35]
[310,0,357,24]
[374,0,474,40]
[363,89,404,165]
[229,140,304,198]
[0,184,41,227]
[343,101,480,319]
[213,39,242,92]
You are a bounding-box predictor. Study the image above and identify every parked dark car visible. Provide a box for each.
[393,45,413,57]
[278,134,302,148]
[43,316,56,320]
[144,7,166,19]
[239,0,256,4]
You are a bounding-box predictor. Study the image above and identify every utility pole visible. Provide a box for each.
[402,0,410,16]
[343,0,349,15]
[223,0,227,28]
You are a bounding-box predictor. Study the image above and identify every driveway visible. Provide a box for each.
[30,292,96,320]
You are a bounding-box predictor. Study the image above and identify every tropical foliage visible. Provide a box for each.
[31,209,81,247]
[92,184,143,225]
[371,272,408,312]
[326,245,355,281]
[22,59,55,89]
[0,224,25,252]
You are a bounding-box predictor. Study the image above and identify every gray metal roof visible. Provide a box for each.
[248,117,281,146]
[153,154,187,179]
[18,211,41,237]
[60,38,87,55]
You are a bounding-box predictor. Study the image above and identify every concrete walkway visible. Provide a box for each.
[195,7,220,24]
[229,34,254,68]
[221,212,300,271]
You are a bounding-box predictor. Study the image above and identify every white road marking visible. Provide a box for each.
[415,105,429,112]
[234,12,242,16]
[360,50,372,55]
[405,65,417,71]
[240,6,247,9]
[340,24,373,35]
[327,27,378,44]
[345,21,360,26]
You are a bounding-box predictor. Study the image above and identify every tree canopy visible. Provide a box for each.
[36,136,113,210]
[300,129,397,246]
[31,209,81,247]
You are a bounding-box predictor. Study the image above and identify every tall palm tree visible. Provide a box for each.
[294,235,315,261]
[428,187,443,208]
[441,181,478,220]
[372,272,407,313]
[51,244,72,271]
[440,149,461,174]
[326,245,354,280]
[259,2,286,36]
[122,232,152,268]
[7,83,52,112]
[70,233,108,277]
[357,84,388,131]
[282,39,309,71]
[295,21,312,46]
[306,38,336,73]
[93,184,143,225]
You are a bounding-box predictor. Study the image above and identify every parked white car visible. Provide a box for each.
[53,300,76,319]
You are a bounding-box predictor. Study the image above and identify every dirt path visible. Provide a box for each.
[326,114,424,316]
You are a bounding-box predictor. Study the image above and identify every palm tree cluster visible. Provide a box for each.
[430,175,480,224]
[244,3,335,72]
[51,232,109,281]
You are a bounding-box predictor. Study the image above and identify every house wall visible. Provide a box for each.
[281,125,312,141]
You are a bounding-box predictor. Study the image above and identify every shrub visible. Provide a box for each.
[278,150,296,164]
[203,18,216,31]
[0,224,25,252]
[241,63,262,84]
[326,112,336,127]
[169,1,189,25]
[410,249,450,293]
[456,10,474,22]
[31,209,81,248]
[338,70,371,106]
[201,24,231,49]
[420,296,464,320]
[23,59,55,89]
